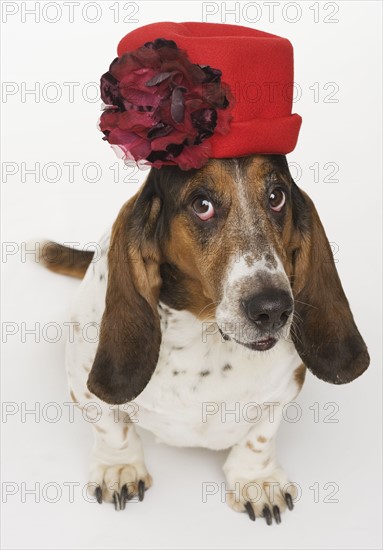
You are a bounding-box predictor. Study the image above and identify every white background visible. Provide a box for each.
[1,1,382,549]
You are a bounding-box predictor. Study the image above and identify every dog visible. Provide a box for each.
[39,154,369,524]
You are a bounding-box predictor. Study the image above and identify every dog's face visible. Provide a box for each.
[157,156,296,351]
[88,155,369,405]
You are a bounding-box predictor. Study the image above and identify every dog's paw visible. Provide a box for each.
[226,468,297,525]
[89,462,152,511]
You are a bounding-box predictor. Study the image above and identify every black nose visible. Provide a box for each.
[243,290,293,330]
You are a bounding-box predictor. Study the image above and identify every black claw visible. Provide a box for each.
[138,480,145,502]
[285,492,294,511]
[244,501,256,521]
[263,505,273,526]
[113,491,121,511]
[95,485,102,504]
[273,505,281,524]
[120,484,129,510]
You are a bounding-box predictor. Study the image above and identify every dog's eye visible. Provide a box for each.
[192,196,215,221]
[269,188,286,212]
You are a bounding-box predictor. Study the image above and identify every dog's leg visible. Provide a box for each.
[87,406,152,510]
[223,405,297,524]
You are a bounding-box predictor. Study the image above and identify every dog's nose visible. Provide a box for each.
[243,290,293,330]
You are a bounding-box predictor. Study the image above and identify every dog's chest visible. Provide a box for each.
[134,304,301,450]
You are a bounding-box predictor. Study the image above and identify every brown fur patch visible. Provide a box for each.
[122,424,129,439]
[94,425,106,433]
[69,389,78,403]
[246,441,262,453]
[164,217,217,318]
[257,435,267,443]
[39,241,93,279]
[294,363,306,390]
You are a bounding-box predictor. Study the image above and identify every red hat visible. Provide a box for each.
[99,22,302,170]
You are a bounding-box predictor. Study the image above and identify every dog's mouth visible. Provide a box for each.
[239,337,277,351]
[218,328,277,351]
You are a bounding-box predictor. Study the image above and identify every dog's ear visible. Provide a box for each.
[87,183,162,404]
[290,182,369,384]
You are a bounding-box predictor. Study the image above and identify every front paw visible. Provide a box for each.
[226,468,297,525]
[89,462,152,511]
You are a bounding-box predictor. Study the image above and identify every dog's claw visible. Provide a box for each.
[244,501,256,521]
[138,480,145,502]
[95,485,102,504]
[113,491,121,511]
[263,505,273,526]
[120,484,129,510]
[218,327,230,341]
[273,505,281,524]
[285,492,294,511]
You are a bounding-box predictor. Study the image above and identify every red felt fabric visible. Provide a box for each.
[117,22,302,157]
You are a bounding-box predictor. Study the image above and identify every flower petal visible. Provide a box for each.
[146,71,172,86]
[170,86,186,124]
[100,72,121,107]
[108,128,152,160]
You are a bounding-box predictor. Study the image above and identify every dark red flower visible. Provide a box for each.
[99,38,233,170]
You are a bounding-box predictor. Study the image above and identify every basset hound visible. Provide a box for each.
[40,154,369,524]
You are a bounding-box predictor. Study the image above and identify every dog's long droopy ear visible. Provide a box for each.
[87,186,162,404]
[290,182,369,384]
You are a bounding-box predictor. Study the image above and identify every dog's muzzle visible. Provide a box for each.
[219,288,294,351]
